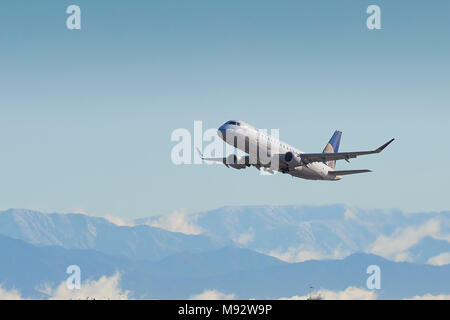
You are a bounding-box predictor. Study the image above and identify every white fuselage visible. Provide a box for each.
[217,121,340,181]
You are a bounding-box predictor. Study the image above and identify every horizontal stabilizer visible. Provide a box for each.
[300,138,395,164]
[329,169,372,176]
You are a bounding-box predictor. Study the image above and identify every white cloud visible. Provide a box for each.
[72,209,90,215]
[368,219,445,262]
[344,207,359,220]
[267,246,348,263]
[0,285,23,300]
[40,273,130,300]
[427,252,450,266]
[64,210,135,227]
[279,286,378,300]
[146,209,203,235]
[232,227,255,245]
[189,289,235,300]
[268,248,325,263]
[405,293,450,300]
[103,215,134,227]
[435,234,450,242]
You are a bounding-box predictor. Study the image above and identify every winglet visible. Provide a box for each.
[375,138,395,153]
[196,147,204,159]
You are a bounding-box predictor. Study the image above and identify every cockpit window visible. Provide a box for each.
[226,121,240,126]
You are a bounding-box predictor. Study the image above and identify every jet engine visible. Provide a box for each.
[283,151,303,167]
[225,154,248,169]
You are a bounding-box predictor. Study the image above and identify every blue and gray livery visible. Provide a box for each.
[322,130,342,169]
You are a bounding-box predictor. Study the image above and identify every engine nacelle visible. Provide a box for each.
[225,154,248,169]
[283,151,303,167]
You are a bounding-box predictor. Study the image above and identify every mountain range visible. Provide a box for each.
[0,205,448,299]
[139,205,450,264]
[0,209,225,261]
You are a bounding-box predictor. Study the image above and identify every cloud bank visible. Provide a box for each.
[232,227,255,246]
[40,273,130,300]
[189,289,236,300]
[368,219,447,262]
[426,252,450,266]
[146,209,203,235]
[0,286,23,300]
[279,286,378,300]
[103,215,134,227]
[267,246,348,263]
[405,293,450,300]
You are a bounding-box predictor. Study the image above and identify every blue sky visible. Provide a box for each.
[0,1,449,218]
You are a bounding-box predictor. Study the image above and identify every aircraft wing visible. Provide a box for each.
[300,138,394,164]
[196,148,250,165]
[199,156,228,163]
[329,169,372,176]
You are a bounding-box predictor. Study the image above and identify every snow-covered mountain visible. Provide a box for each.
[0,209,225,261]
[1,205,448,264]
[138,205,450,264]
[0,234,448,299]
[0,205,449,299]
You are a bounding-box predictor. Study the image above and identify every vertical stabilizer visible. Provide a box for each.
[322,130,342,169]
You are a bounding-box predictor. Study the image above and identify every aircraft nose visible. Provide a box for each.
[217,125,226,139]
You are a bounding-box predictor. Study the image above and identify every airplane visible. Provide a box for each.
[198,120,394,181]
